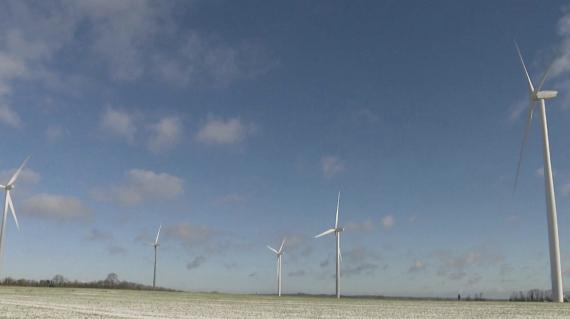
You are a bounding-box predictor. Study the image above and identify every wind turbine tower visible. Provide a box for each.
[267,238,286,296]
[513,42,564,303]
[0,157,29,278]
[152,225,161,289]
[315,192,344,299]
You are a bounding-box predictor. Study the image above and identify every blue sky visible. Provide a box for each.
[2,0,570,299]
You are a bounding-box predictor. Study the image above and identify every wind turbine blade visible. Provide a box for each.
[514,41,535,93]
[155,225,162,245]
[335,192,340,228]
[267,245,279,254]
[279,238,286,253]
[537,57,557,91]
[514,102,536,191]
[7,156,30,186]
[314,228,335,238]
[6,191,19,231]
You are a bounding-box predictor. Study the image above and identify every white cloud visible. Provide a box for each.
[552,11,570,78]
[0,1,273,87]
[321,156,344,178]
[196,117,253,145]
[382,215,395,229]
[22,193,90,221]
[0,104,21,127]
[100,108,137,143]
[0,1,275,130]
[93,168,183,205]
[147,117,182,153]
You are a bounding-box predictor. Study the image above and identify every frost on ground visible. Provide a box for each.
[0,287,569,319]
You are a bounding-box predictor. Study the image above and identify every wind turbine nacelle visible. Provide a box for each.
[536,90,558,100]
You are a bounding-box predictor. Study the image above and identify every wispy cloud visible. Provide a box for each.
[321,156,344,178]
[100,107,137,143]
[186,256,207,270]
[408,260,427,273]
[432,248,504,281]
[107,245,127,256]
[0,167,40,185]
[22,193,90,221]
[196,117,254,145]
[382,215,395,229]
[147,117,183,153]
[45,125,65,143]
[288,270,307,277]
[85,228,113,241]
[164,224,218,249]
[92,169,183,205]
[213,193,247,207]
[345,219,375,233]
[0,103,21,127]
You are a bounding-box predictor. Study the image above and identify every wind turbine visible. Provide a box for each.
[513,42,564,303]
[152,225,161,289]
[315,191,343,299]
[0,156,29,278]
[267,237,286,296]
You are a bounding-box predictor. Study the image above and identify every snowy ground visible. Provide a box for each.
[0,287,569,318]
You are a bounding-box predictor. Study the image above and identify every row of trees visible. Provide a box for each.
[509,289,569,302]
[1,273,174,292]
[460,293,484,301]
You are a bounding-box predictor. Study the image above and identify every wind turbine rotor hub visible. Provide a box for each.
[536,90,558,100]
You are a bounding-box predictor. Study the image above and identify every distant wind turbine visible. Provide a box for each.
[315,191,343,299]
[267,238,286,296]
[152,225,161,289]
[0,156,29,277]
[513,42,563,303]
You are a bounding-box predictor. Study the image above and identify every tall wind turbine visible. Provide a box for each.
[315,191,344,299]
[152,225,161,289]
[267,238,286,296]
[0,156,29,278]
[513,42,563,303]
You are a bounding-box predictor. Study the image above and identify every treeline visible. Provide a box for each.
[1,273,175,292]
[509,289,569,302]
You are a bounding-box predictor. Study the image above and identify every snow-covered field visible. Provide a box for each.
[0,287,569,318]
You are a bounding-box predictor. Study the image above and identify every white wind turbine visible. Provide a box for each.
[151,225,161,289]
[315,191,343,299]
[267,237,286,296]
[0,156,29,278]
[513,42,564,303]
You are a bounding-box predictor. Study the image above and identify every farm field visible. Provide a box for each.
[0,287,569,318]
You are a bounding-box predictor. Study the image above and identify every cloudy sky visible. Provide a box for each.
[2,0,570,299]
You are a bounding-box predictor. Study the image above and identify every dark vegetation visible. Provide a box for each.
[0,273,176,292]
[509,289,569,302]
